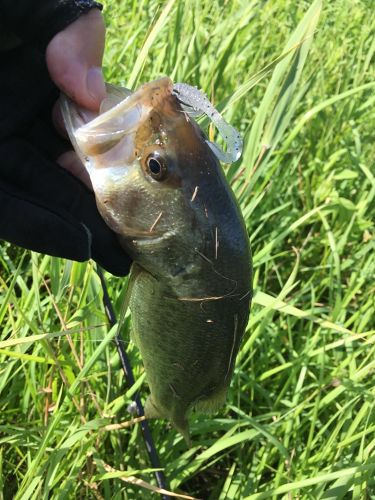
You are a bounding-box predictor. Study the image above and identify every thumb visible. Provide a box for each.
[46,9,106,111]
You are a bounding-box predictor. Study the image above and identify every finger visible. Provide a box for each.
[52,100,68,138]
[46,9,106,111]
[57,150,92,190]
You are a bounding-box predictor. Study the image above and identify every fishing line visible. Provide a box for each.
[96,265,171,500]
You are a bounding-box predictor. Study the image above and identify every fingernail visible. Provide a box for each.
[86,66,106,103]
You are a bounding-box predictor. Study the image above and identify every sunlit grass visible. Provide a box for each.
[1,0,374,498]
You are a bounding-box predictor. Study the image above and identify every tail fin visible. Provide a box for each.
[144,396,192,447]
[194,385,228,414]
[173,418,191,448]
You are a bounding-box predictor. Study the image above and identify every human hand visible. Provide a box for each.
[47,8,106,112]
[0,3,131,276]
[47,8,106,187]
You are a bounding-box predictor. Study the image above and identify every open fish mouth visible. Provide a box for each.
[62,77,242,168]
[73,78,175,152]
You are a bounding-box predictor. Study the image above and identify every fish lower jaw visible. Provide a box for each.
[131,233,169,246]
[129,229,175,245]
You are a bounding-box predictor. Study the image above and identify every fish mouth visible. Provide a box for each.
[75,77,174,144]
[67,76,178,168]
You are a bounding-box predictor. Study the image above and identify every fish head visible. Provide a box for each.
[62,77,227,275]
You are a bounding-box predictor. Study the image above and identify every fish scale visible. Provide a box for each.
[61,77,252,444]
[130,270,247,443]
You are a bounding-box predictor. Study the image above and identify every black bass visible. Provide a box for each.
[61,77,252,443]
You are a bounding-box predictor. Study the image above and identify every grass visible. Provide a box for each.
[1,0,374,498]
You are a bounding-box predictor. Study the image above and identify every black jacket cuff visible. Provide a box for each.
[0,0,103,49]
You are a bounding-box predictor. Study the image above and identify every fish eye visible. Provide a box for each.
[146,153,167,181]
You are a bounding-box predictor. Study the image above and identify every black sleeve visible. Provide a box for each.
[0,0,102,48]
[0,25,131,277]
[0,136,132,277]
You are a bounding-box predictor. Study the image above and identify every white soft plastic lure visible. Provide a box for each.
[173,83,243,163]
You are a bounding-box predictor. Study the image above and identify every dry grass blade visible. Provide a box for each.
[100,416,146,431]
[100,463,200,500]
[0,325,104,349]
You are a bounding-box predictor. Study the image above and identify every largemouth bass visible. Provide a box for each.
[61,77,252,443]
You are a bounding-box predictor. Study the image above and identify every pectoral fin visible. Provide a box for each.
[144,396,163,419]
